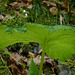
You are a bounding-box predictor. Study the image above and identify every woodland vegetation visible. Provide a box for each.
[0,0,75,75]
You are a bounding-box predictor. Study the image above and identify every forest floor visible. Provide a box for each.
[0,0,75,75]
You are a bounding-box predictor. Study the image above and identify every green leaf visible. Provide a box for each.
[4,51,13,56]
[14,27,27,33]
[5,27,13,34]
[5,27,27,33]
[27,58,39,75]
[0,23,75,61]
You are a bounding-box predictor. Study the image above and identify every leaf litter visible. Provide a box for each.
[1,42,58,75]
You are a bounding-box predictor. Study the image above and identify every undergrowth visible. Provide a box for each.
[27,0,56,26]
[0,23,75,75]
[0,23,75,60]
[0,49,11,75]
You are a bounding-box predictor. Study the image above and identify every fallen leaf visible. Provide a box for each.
[9,2,18,6]
[27,4,33,9]
[50,7,58,15]
[27,55,41,67]
[29,52,37,58]
[10,52,27,63]
[48,2,56,7]
[4,14,15,20]
[9,64,20,75]
[0,14,4,21]
[14,11,20,16]
[33,55,41,66]
[46,58,57,73]
[18,1,26,8]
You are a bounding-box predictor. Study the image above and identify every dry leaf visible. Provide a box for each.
[9,2,18,6]
[0,14,4,21]
[47,2,56,7]
[4,48,8,51]
[33,55,41,66]
[14,11,21,16]
[18,0,33,9]
[29,52,37,58]
[19,72,27,75]
[10,52,27,63]
[27,4,33,9]
[18,2,27,8]
[38,49,43,54]
[4,14,15,20]
[9,64,20,75]
[27,55,41,67]
[50,7,58,15]
[46,58,57,73]
[47,58,55,66]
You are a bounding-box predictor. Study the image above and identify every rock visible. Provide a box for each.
[34,47,38,54]
[68,69,74,75]
[29,42,41,54]
[57,65,63,73]
[58,70,69,75]
[57,61,74,75]
[0,14,4,21]
[33,45,41,54]
[63,64,69,71]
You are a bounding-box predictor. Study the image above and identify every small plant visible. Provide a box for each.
[0,23,75,75]
[0,14,27,33]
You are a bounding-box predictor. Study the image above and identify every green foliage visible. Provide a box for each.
[4,51,13,56]
[27,58,39,75]
[70,14,75,26]
[27,1,56,25]
[2,0,16,3]
[1,15,25,27]
[28,23,75,32]
[0,2,6,13]
[0,23,75,75]
[0,15,27,33]
[27,0,42,22]
[0,23,75,60]
[71,0,75,7]
[62,13,69,24]
[0,1,16,15]
[5,26,27,34]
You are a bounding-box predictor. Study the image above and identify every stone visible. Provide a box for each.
[58,70,69,75]
[63,64,69,71]
[68,69,74,75]
[57,65,63,73]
